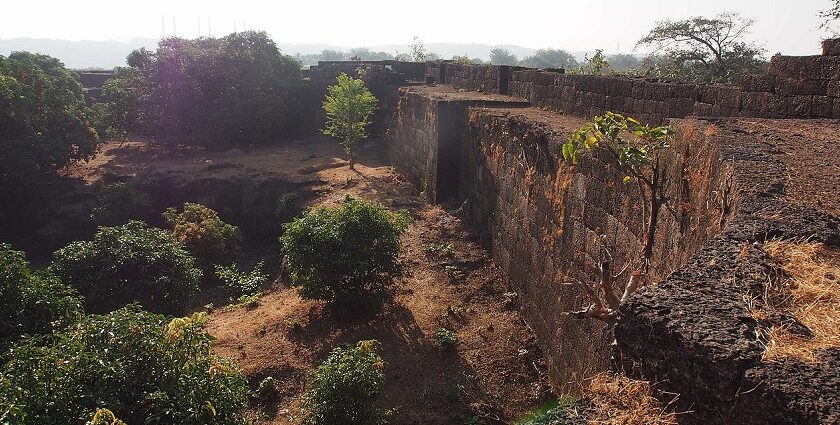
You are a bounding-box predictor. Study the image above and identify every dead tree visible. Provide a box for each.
[561,112,675,324]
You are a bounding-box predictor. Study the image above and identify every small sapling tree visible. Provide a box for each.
[322,73,378,169]
[561,112,674,324]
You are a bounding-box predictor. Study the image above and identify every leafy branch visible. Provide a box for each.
[561,112,675,324]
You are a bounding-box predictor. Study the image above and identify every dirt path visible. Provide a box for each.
[205,146,550,424]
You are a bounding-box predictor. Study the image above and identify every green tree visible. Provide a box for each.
[91,182,152,225]
[636,12,766,83]
[280,197,409,312]
[562,112,674,324]
[97,31,302,149]
[300,340,387,425]
[50,220,201,315]
[163,203,242,268]
[322,73,378,168]
[452,54,484,65]
[0,52,99,199]
[606,53,641,71]
[0,306,249,425]
[0,243,82,351]
[489,48,518,65]
[520,49,579,69]
[578,49,610,75]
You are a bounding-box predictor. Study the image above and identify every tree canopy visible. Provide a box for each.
[0,52,98,195]
[520,49,579,69]
[321,73,378,167]
[636,12,766,83]
[489,48,518,65]
[97,31,302,149]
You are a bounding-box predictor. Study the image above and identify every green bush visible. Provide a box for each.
[0,306,249,424]
[164,203,242,268]
[50,220,201,315]
[300,340,387,425]
[91,182,152,226]
[0,244,82,350]
[280,197,410,311]
[433,327,458,351]
[214,261,268,296]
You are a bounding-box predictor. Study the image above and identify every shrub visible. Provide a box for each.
[91,182,152,225]
[0,306,249,424]
[433,327,458,351]
[215,261,268,296]
[50,220,201,315]
[0,244,82,350]
[280,197,410,311]
[300,340,386,425]
[163,203,242,267]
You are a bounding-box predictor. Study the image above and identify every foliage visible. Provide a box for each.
[409,36,429,62]
[91,182,152,226]
[0,306,249,424]
[275,191,300,223]
[280,197,410,311]
[214,261,268,296]
[163,203,242,267]
[514,396,586,425]
[0,52,98,199]
[50,220,201,315]
[322,73,378,167]
[821,0,840,30]
[578,49,610,75]
[452,54,484,65]
[97,31,302,149]
[605,54,641,71]
[300,340,386,425]
[519,49,579,69]
[433,327,458,351]
[489,48,519,66]
[636,12,766,83]
[255,376,279,401]
[562,113,674,324]
[0,243,82,350]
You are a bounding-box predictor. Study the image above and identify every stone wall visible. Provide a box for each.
[427,42,840,123]
[616,119,840,424]
[456,108,732,391]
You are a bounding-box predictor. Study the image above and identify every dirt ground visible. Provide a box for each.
[72,139,551,424]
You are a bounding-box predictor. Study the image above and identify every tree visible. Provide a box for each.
[452,54,484,65]
[50,220,201,315]
[520,49,579,69]
[319,49,348,61]
[636,12,766,83]
[163,203,242,268]
[820,0,840,30]
[322,73,378,168]
[409,36,429,62]
[489,48,518,65]
[348,48,394,61]
[300,340,387,425]
[97,31,302,149]
[578,49,610,75]
[561,112,674,324]
[606,53,641,71]
[0,52,99,197]
[280,197,410,312]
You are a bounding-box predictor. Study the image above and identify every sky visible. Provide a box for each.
[0,0,835,55]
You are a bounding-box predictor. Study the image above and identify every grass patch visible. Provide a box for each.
[761,240,840,363]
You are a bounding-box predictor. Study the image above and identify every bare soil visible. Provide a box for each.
[71,139,551,424]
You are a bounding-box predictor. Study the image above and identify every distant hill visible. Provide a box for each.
[0,37,632,69]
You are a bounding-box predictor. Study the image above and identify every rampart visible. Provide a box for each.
[309,39,840,423]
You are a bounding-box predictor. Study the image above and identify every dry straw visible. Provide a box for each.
[761,240,840,363]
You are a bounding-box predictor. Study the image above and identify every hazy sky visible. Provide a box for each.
[1,0,834,54]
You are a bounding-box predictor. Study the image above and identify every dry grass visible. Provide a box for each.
[761,240,840,363]
[585,374,678,425]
